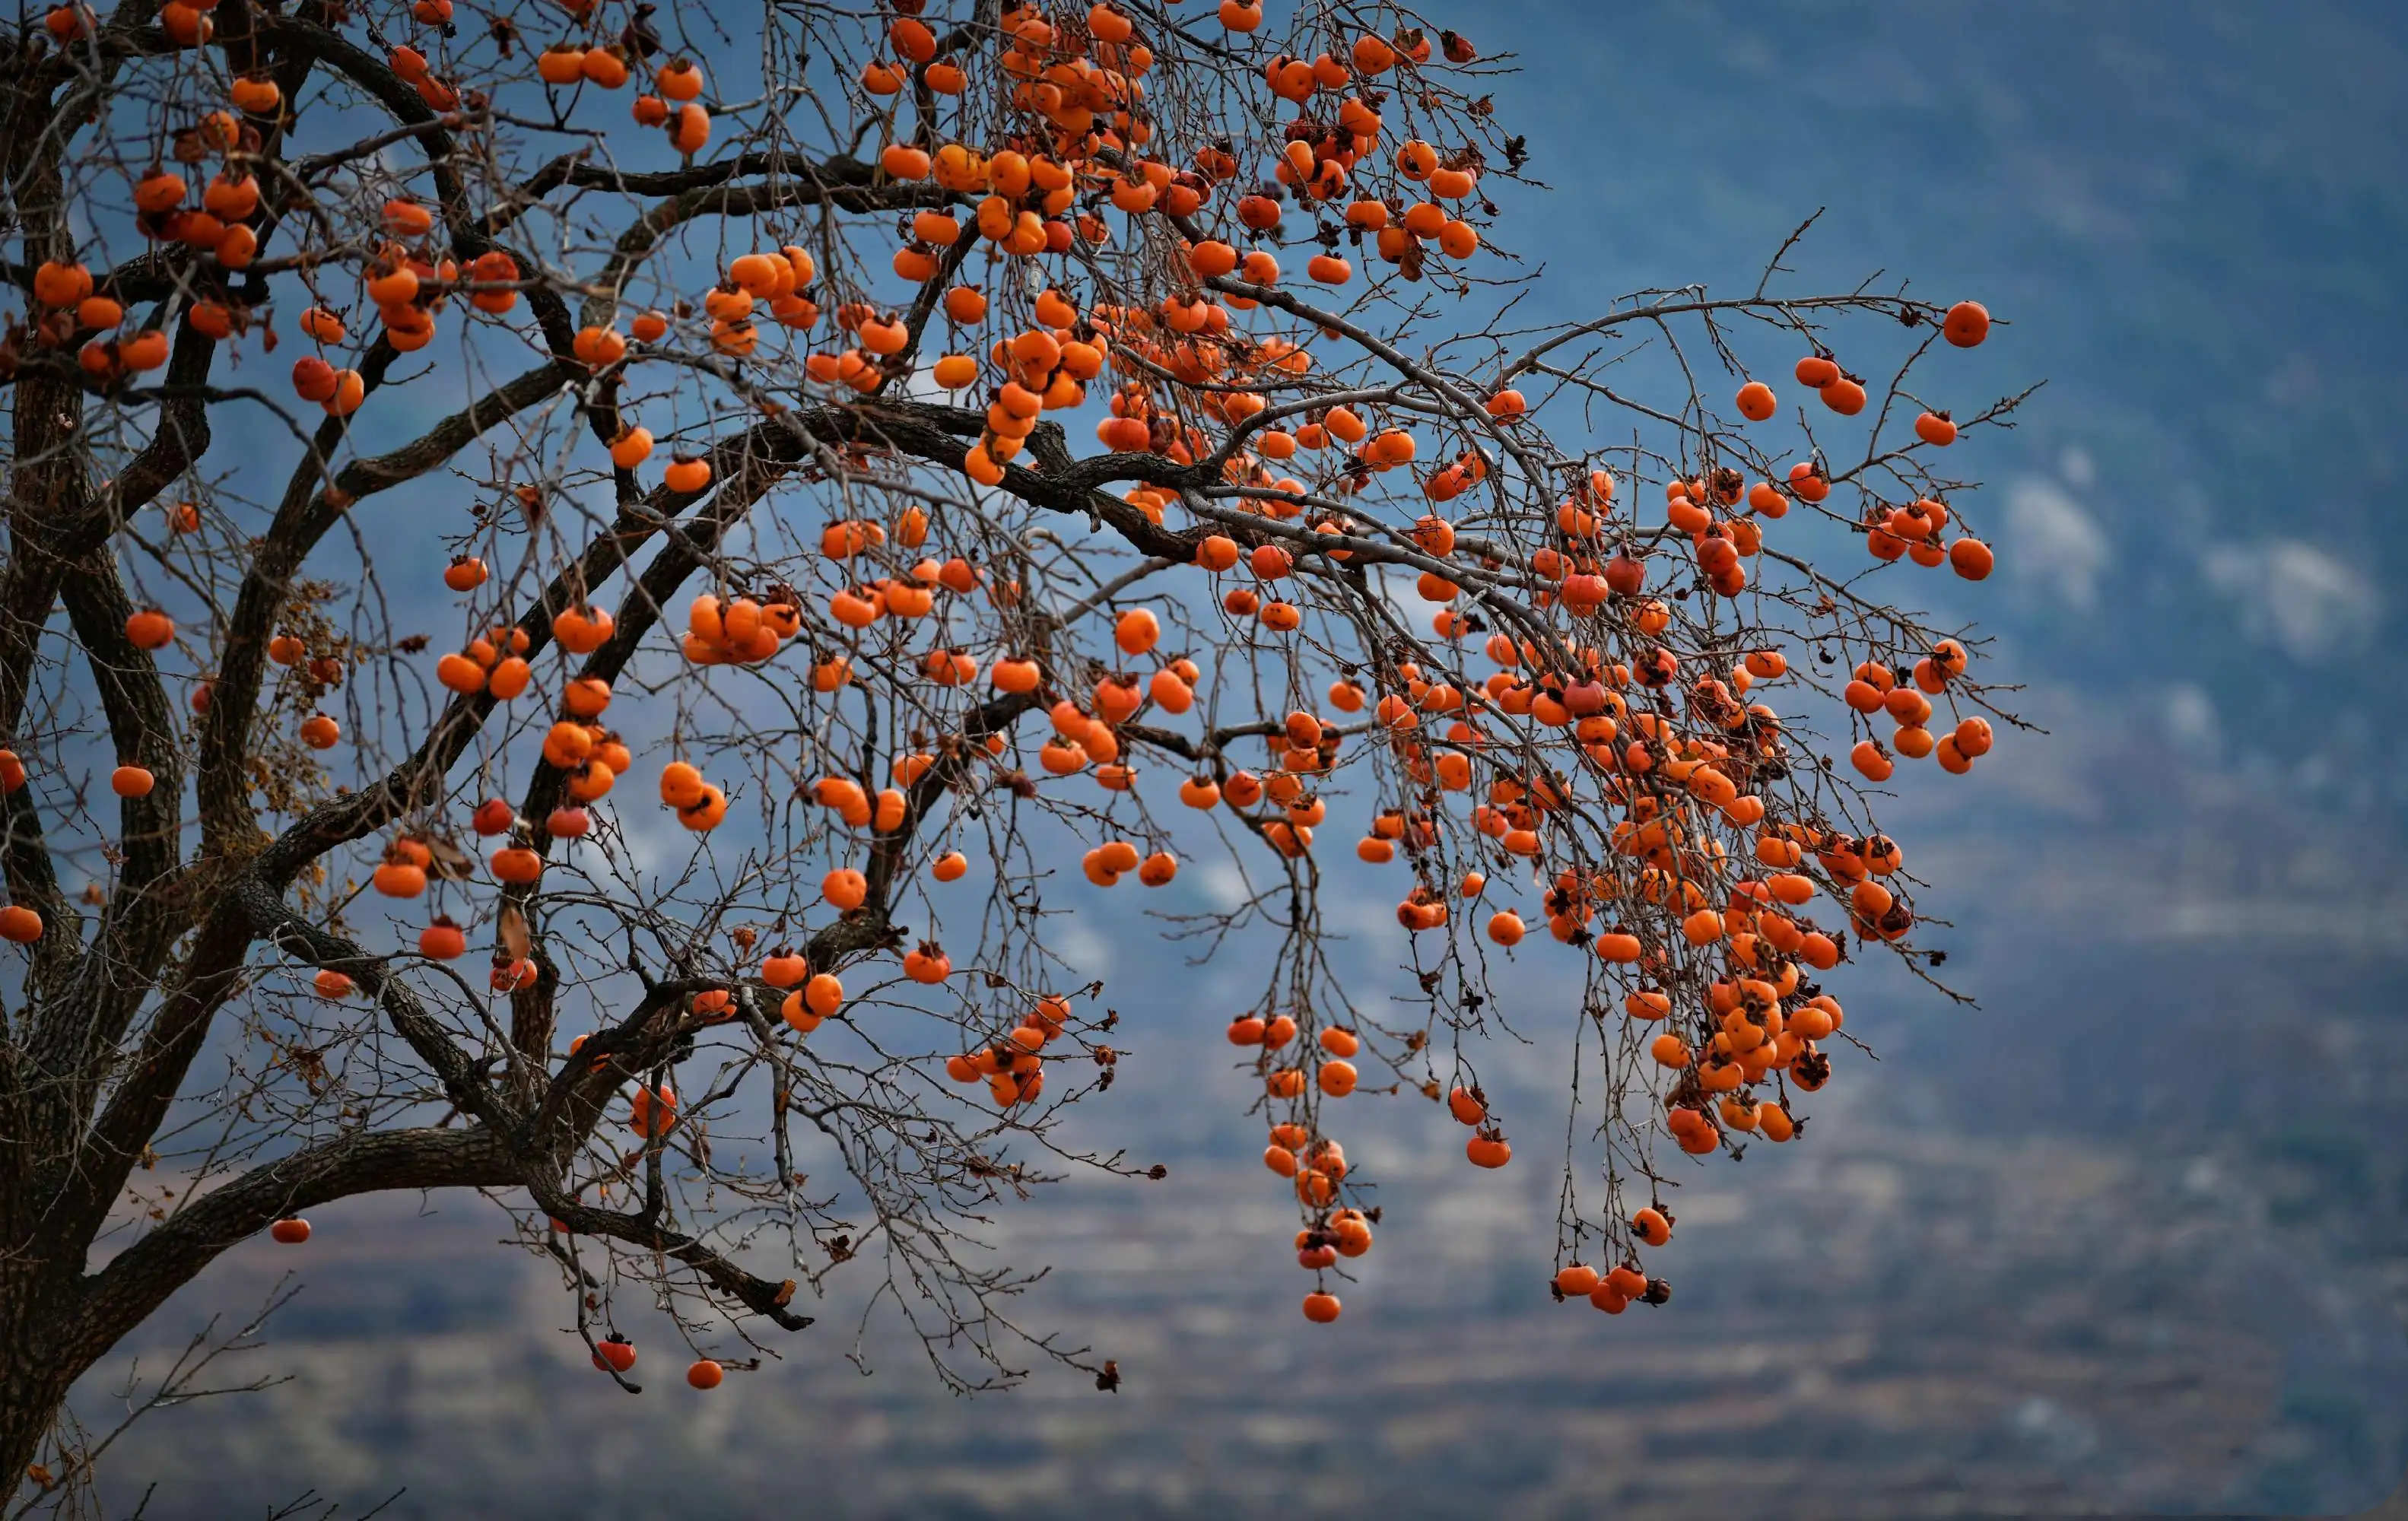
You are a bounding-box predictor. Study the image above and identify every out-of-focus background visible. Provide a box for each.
[73,1,2408,1514]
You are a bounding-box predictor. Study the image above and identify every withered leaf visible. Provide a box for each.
[422,834,478,881]
[497,901,532,962]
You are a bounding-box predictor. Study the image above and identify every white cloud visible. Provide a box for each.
[2058,446,2097,489]
[2260,351,2323,411]
[2006,477,2111,609]
[1050,918,1113,980]
[608,805,688,880]
[2160,683,2221,757]
[1195,859,1250,913]
[2200,540,2383,661]
[895,360,945,403]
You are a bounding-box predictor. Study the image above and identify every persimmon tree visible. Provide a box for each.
[0,0,2031,1495]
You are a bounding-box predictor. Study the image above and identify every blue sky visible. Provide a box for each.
[1517,2,2403,773]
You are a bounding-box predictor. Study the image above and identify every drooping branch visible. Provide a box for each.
[196,353,575,853]
[229,874,518,1130]
[71,1124,519,1373]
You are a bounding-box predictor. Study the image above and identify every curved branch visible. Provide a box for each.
[196,354,569,853]
[71,1124,519,1372]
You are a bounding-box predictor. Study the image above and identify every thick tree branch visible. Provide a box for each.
[71,1124,519,1371]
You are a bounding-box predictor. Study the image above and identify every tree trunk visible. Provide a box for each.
[0,1246,78,1487]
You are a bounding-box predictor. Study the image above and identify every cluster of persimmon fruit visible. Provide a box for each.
[1187,341,2002,1317]
[0,0,2016,1357]
[480,0,1507,505]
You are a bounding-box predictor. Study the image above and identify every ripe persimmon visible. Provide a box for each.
[1466,1133,1512,1169]
[1942,300,1991,348]
[123,608,173,649]
[592,1336,638,1373]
